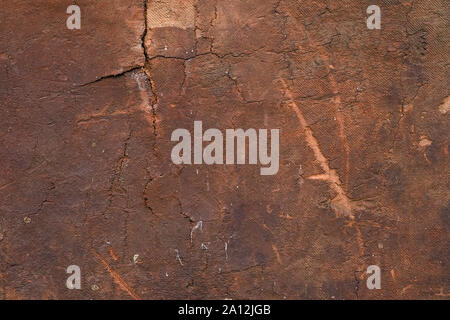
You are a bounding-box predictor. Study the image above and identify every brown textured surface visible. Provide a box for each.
[0,0,449,299]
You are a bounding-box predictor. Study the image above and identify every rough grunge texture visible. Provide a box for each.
[0,0,448,300]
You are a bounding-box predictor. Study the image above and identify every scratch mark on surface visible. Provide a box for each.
[390,269,396,283]
[322,60,351,190]
[401,284,414,295]
[280,79,354,219]
[190,220,203,243]
[108,246,119,261]
[93,251,141,300]
[0,181,16,191]
[299,29,352,190]
[175,249,184,266]
[344,220,365,256]
[224,241,229,261]
[272,245,282,264]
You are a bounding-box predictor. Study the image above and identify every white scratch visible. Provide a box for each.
[190,220,203,243]
[225,241,229,261]
[175,249,184,266]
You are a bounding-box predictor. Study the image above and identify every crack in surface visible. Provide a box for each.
[78,66,143,87]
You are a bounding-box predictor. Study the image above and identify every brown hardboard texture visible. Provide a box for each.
[0,0,448,299]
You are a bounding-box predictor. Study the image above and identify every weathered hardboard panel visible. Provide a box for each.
[0,0,448,299]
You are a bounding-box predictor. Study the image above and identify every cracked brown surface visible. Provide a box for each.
[0,0,449,299]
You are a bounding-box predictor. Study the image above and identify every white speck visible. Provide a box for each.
[164,45,168,51]
[165,272,169,277]
[201,243,208,250]
[133,254,139,264]
[91,284,99,291]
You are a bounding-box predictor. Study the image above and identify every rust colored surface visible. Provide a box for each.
[0,0,448,299]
